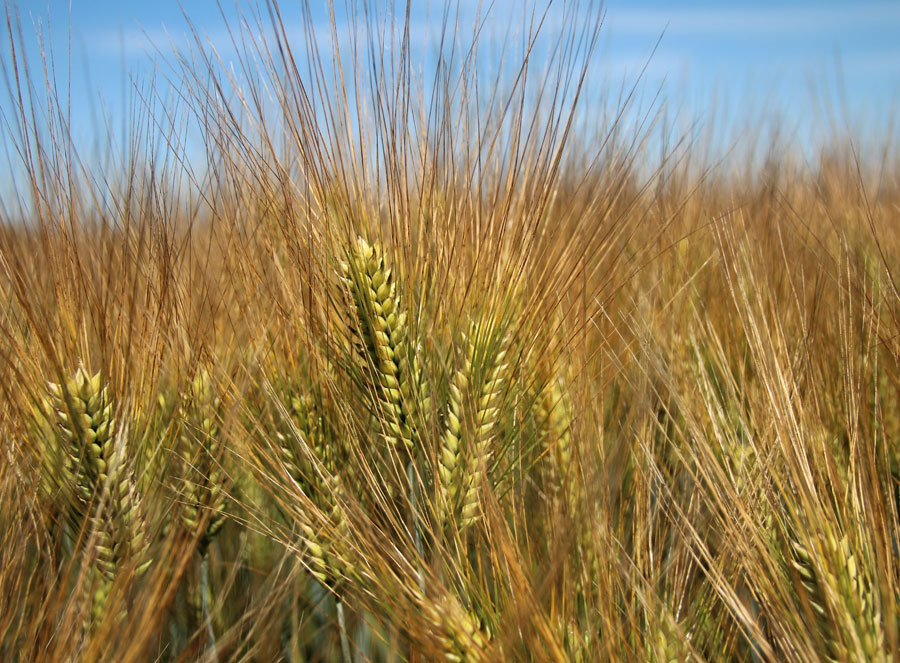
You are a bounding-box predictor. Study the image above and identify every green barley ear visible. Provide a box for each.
[440,317,512,531]
[439,335,473,524]
[87,424,153,623]
[462,321,511,529]
[536,373,574,499]
[277,390,336,489]
[274,385,354,588]
[45,368,113,527]
[44,367,151,624]
[790,525,891,663]
[299,474,355,589]
[647,607,693,663]
[178,368,228,554]
[340,236,425,456]
[422,589,491,663]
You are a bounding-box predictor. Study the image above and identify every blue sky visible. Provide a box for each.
[2,0,899,178]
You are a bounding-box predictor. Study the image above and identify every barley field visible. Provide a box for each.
[1,2,899,662]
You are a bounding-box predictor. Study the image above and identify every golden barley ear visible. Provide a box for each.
[535,371,575,499]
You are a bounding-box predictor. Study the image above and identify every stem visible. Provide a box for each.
[169,616,182,663]
[337,599,352,663]
[288,587,301,663]
[407,461,425,592]
[201,553,219,663]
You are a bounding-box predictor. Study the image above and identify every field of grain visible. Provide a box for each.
[1,2,899,662]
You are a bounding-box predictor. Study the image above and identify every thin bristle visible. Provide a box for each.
[0,0,899,661]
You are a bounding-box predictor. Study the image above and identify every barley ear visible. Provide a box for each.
[536,373,574,500]
[276,386,354,590]
[459,323,511,530]
[791,526,891,663]
[439,335,472,526]
[45,367,151,627]
[422,589,491,663]
[340,236,423,455]
[178,368,228,555]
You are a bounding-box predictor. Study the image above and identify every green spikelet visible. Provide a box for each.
[648,608,692,663]
[277,392,335,489]
[460,324,510,529]
[88,447,152,625]
[299,474,353,589]
[44,368,114,525]
[178,369,227,554]
[341,236,424,454]
[870,361,900,488]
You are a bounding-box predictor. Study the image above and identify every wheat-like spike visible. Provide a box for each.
[299,474,354,589]
[91,429,153,584]
[458,324,511,530]
[421,590,490,663]
[537,374,574,498]
[276,392,334,490]
[438,319,512,530]
[45,368,114,526]
[88,433,152,625]
[44,367,151,626]
[791,527,891,663]
[273,381,356,590]
[871,363,900,483]
[34,404,74,539]
[178,369,227,554]
[341,236,420,454]
[439,335,473,523]
[648,608,693,663]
